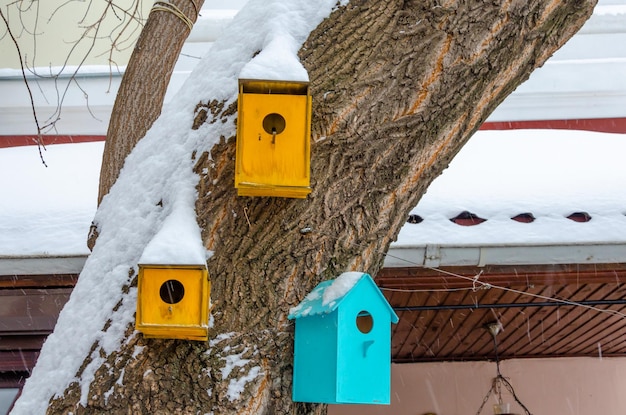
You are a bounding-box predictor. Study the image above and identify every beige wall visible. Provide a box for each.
[330,357,626,415]
[0,0,151,70]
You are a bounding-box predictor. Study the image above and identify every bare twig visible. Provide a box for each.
[4,0,148,141]
[0,5,47,166]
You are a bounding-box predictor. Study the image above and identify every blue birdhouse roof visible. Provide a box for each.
[287,272,399,323]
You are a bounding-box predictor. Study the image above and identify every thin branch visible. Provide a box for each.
[6,0,147,136]
[0,6,46,166]
[54,2,146,130]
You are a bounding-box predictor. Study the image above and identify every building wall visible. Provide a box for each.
[329,357,626,415]
[0,0,152,70]
[0,0,250,71]
[2,0,625,136]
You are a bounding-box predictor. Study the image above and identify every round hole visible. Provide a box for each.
[262,113,286,135]
[356,310,373,334]
[159,279,185,304]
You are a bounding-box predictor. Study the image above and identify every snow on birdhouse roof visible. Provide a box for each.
[288,272,399,323]
[236,1,347,82]
[137,198,208,266]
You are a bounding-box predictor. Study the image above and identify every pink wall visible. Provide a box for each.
[329,357,626,415]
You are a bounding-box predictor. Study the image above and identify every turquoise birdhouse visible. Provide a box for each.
[287,272,399,405]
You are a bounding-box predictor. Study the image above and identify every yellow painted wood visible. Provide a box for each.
[240,79,309,95]
[235,79,312,198]
[136,264,210,341]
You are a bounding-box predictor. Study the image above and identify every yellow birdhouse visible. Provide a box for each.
[135,264,210,341]
[235,79,312,198]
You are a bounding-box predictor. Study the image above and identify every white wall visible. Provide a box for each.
[0,0,250,70]
[1,0,625,136]
[0,0,151,70]
[330,357,626,415]
[0,5,239,135]
[0,389,18,415]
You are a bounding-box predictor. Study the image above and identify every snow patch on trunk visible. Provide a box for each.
[227,366,262,402]
[221,350,251,379]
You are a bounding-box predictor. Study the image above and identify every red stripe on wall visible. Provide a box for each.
[480,117,626,134]
[0,118,624,149]
[0,135,105,148]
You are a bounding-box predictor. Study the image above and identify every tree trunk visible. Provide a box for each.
[96,0,205,207]
[50,0,595,413]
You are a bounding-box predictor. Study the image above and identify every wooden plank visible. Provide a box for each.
[0,335,47,351]
[391,291,429,360]
[0,350,38,372]
[0,274,78,289]
[0,289,71,333]
[384,264,626,361]
[376,264,626,289]
[0,373,26,388]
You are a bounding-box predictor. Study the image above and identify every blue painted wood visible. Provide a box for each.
[288,273,399,405]
[292,313,338,403]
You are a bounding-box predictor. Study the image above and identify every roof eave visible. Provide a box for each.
[385,242,626,268]
[0,255,88,275]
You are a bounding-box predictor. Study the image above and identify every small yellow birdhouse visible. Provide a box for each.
[235,79,312,198]
[135,264,210,341]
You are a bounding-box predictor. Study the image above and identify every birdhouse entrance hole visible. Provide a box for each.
[356,310,374,334]
[160,279,185,304]
[263,113,286,135]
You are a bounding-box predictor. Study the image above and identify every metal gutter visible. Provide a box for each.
[384,243,626,268]
[2,243,626,276]
[0,255,88,276]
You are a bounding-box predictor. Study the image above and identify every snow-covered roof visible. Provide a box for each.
[1,128,625,275]
[398,129,626,247]
[384,129,626,268]
[0,142,99,274]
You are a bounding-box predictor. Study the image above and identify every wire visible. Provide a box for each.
[474,331,533,415]
[426,266,626,318]
[492,330,532,415]
[380,250,626,319]
[381,286,479,293]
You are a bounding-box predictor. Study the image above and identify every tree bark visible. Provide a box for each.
[96,0,205,207]
[52,0,595,413]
